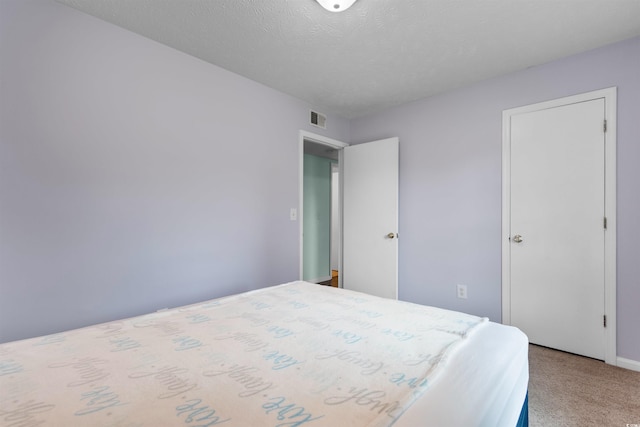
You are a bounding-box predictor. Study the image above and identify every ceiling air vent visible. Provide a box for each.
[310,110,326,129]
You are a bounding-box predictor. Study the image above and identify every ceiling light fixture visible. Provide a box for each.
[315,0,357,12]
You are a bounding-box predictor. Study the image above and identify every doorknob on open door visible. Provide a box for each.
[387,233,396,239]
[513,235,523,243]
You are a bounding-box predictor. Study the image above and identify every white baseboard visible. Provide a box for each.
[617,356,640,372]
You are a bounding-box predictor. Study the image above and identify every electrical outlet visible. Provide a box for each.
[456,284,468,299]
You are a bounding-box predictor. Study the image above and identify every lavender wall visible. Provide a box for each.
[350,37,640,362]
[0,0,349,343]
[1,0,638,364]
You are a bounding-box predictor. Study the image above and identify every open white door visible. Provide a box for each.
[342,137,399,299]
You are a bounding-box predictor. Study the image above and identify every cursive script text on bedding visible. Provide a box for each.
[129,365,199,399]
[175,399,230,426]
[262,396,324,427]
[315,349,385,375]
[49,357,110,387]
[0,400,55,427]
[203,364,275,398]
[324,387,401,417]
[75,385,127,416]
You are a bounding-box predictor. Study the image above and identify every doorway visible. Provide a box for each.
[302,139,340,285]
[299,131,400,299]
[502,88,617,364]
[299,132,347,287]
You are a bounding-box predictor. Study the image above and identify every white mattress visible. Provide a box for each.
[396,320,529,426]
[0,281,528,426]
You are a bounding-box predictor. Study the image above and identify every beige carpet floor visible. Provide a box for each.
[528,344,640,426]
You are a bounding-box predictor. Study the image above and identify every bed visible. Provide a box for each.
[0,281,528,426]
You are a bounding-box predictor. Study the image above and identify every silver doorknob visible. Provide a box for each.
[387,233,396,239]
[513,235,523,243]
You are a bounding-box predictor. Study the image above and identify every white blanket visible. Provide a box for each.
[0,281,487,426]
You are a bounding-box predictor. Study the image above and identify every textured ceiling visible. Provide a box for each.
[57,0,640,118]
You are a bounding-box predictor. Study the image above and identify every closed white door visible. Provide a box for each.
[342,137,399,299]
[509,99,605,359]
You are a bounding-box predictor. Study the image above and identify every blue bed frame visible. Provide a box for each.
[516,393,529,427]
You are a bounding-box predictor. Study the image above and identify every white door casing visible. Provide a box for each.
[299,131,347,286]
[502,88,617,364]
[342,137,399,299]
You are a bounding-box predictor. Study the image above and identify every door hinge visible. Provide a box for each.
[604,315,607,328]
[603,119,607,133]
[604,217,607,230]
